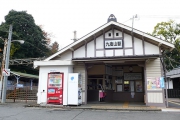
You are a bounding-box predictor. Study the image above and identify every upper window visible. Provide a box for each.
[116,33,119,36]
[108,33,111,37]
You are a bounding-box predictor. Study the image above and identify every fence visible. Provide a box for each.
[166,89,180,98]
[6,86,38,103]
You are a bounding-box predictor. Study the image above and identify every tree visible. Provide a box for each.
[152,20,180,70]
[50,41,59,54]
[0,10,51,74]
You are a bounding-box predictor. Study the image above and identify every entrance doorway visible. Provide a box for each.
[86,62,145,104]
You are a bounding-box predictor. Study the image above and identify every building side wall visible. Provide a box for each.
[74,46,85,58]
[37,66,72,105]
[134,38,143,55]
[73,63,86,104]
[145,58,165,106]
[87,40,95,57]
[145,42,159,55]
[60,50,72,60]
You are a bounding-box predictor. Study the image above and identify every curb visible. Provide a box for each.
[24,104,161,111]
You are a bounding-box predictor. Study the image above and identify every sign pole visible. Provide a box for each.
[1,25,12,103]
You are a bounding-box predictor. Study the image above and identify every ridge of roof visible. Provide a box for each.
[44,21,174,61]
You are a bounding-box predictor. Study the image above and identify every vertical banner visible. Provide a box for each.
[156,77,160,88]
[160,77,165,88]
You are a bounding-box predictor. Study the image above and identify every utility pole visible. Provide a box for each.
[1,25,12,103]
[131,14,138,33]
[0,39,7,99]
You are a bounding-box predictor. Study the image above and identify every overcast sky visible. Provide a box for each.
[1,0,180,49]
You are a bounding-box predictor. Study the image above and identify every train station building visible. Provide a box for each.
[34,15,174,107]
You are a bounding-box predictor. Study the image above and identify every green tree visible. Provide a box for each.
[0,10,51,74]
[152,20,180,70]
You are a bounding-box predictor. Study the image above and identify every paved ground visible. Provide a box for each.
[168,98,180,108]
[0,104,180,120]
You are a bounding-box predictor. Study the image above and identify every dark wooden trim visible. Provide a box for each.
[74,44,85,51]
[112,25,114,39]
[72,54,161,61]
[85,40,87,57]
[96,49,104,51]
[105,37,123,40]
[144,38,159,46]
[84,63,88,104]
[86,38,94,44]
[72,51,74,58]
[142,35,145,55]
[124,47,133,49]
[144,61,147,105]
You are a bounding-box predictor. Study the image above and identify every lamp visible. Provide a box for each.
[1,25,24,103]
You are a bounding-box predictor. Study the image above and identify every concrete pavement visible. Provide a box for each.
[1,99,180,112]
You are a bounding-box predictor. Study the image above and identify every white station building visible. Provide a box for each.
[34,15,174,107]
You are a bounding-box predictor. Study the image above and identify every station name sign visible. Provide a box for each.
[105,39,123,49]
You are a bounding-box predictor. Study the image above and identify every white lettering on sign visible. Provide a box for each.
[105,40,123,49]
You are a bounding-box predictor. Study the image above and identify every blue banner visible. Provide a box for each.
[160,77,165,88]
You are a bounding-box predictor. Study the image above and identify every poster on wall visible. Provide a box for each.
[147,77,164,90]
[136,81,143,92]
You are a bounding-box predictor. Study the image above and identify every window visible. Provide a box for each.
[108,33,111,37]
[124,81,129,91]
[116,33,119,36]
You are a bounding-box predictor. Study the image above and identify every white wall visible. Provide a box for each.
[125,49,133,55]
[134,38,143,55]
[115,49,123,56]
[60,50,72,60]
[96,51,104,57]
[145,42,159,55]
[146,58,165,105]
[105,30,113,39]
[124,33,132,48]
[105,50,113,57]
[73,63,86,104]
[114,29,122,38]
[74,46,85,58]
[87,40,95,57]
[96,35,104,49]
[37,65,73,105]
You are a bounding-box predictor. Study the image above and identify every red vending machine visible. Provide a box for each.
[47,72,63,104]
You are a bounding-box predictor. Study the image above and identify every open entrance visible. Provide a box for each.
[86,61,145,106]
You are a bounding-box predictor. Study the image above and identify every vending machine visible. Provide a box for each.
[67,73,82,105]
[47,72,63,104]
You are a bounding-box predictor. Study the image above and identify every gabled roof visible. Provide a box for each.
[45,21,174,61]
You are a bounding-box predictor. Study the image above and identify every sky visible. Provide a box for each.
[1,0,180,49]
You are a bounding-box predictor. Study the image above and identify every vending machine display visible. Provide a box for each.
[47,72,63,104]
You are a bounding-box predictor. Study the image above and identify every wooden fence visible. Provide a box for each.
[6,86,38,103]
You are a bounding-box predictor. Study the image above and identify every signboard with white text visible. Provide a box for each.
[105,39,123,49]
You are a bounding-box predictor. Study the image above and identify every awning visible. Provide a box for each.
[10,71,39,79]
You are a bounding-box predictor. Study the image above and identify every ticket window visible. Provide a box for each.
[124,81,130,91]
